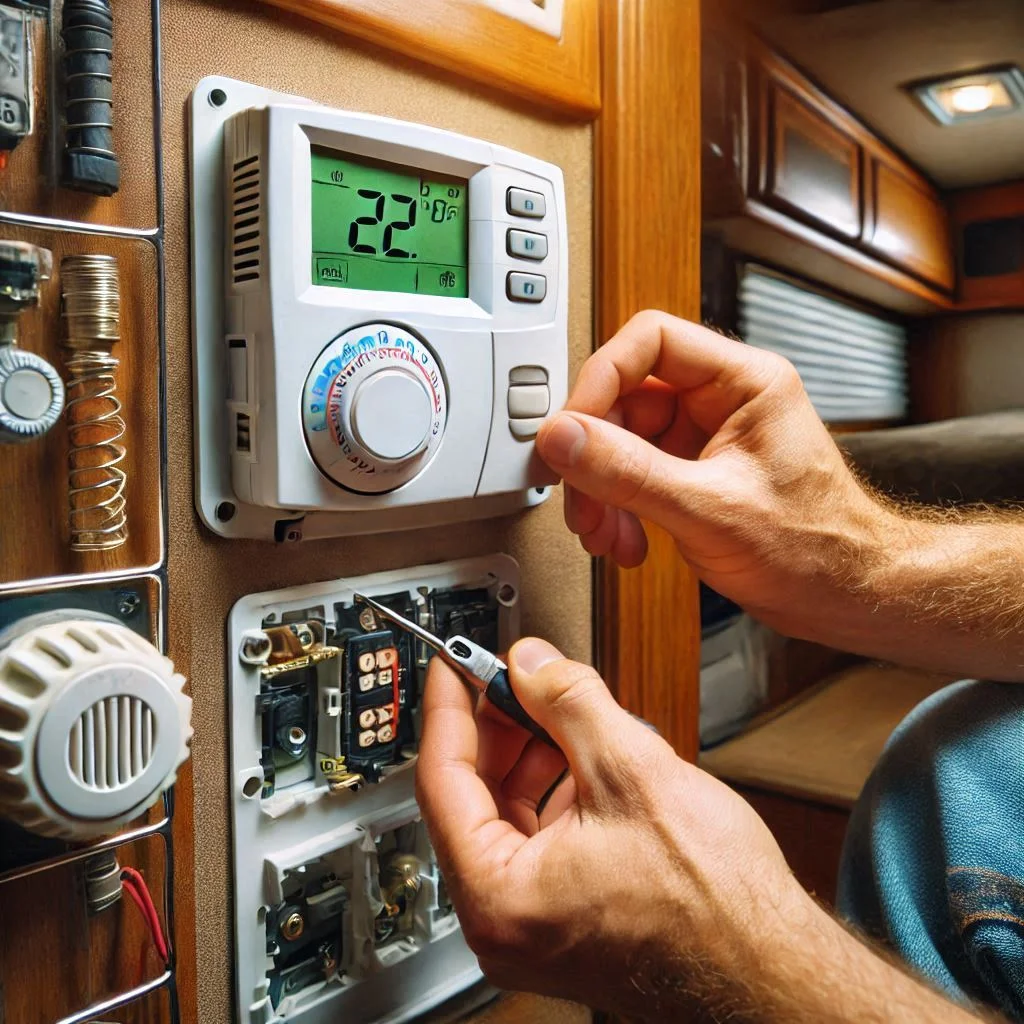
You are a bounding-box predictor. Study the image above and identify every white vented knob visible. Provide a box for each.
[0,614,192,839]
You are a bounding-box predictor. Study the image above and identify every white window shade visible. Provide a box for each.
[738,267,908,423]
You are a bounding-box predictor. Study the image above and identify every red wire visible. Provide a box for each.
[121,876,162,979]
[120,867,170,964]
[121,875,168,964]
[124,869,169,962]
[123,875,169,965]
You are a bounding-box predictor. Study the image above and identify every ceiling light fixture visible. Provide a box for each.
[907,65,1024,126]
[948,84,1000,114]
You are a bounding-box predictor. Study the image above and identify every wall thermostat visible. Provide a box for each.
[190,77,569,541]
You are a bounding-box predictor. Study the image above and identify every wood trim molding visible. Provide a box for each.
[253,0,600,118]
[742,199,954,309]
[949,179,1024,311]
[595,0,702,762]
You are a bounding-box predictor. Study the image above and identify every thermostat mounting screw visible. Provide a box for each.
[117,593,140,617]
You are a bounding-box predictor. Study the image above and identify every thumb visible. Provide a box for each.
[507,638,649,782]
[537,412,697,528]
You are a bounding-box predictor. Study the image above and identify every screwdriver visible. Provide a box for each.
[353,593,557,750]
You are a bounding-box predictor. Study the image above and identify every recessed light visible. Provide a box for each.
[907,65,1024,125]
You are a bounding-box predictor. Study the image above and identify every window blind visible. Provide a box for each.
[737,267,908,423]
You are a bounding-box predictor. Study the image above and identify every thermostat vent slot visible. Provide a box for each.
[232,155,262,285]
[235,412,251,453]
[69,696,155,792]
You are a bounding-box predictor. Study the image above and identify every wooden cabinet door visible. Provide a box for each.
[760,81,862,240]
[868,159,954,292]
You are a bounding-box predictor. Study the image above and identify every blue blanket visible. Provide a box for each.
[839,679,1024,1019]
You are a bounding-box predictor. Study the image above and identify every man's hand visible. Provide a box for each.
[536,310,894,640]
[536,311,1024,680]
[416,639,982,1022]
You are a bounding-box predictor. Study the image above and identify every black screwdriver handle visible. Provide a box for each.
[60,0,119,195]
[483,667,559,751]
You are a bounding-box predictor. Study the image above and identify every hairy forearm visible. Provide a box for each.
[786,497,1024,681]
[657,885,991,1024]
[741,894,988,1024]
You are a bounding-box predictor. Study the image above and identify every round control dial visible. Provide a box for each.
[0,345,64,444]
[303,323,447,494]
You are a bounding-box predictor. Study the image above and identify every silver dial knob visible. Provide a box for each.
[302,323,447,494]
[0,345,64,443]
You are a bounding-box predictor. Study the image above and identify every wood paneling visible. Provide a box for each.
[253,0,600,118]
[0,817,171,1024]
[702,25,747,221]
[0,227,163,588]
[0,9,159,229]
[710,208,954,315]
[595,0,702,761]
[762,83,861,239]
[950,179,1024,311]
[869,159,954,292]
[704,24,957,312]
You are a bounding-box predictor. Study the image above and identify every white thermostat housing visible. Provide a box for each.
[190,77,568,541]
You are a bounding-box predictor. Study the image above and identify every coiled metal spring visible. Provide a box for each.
[61,254,127,551]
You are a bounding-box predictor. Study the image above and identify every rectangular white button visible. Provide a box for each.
[508,384,550,418]
[510,417,544,440]
[507,272,546,303]
[509,365,548,385]
[507,188,546,218]
[507,229,548,260]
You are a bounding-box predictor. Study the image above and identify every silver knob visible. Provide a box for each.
[0,344,64,443]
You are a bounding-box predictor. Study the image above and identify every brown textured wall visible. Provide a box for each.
[911,314,1024,423]
[159,2,594,1020]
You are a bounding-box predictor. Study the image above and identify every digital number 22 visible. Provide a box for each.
[348,191,417,258]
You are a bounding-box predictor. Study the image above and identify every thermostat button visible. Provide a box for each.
[507,188,546,218]
[507,229,548,261]
[509,366,548,385]
[509,417,544,441]
[507,272,546,303]
[351,370,432,462]
[507,384,550,419]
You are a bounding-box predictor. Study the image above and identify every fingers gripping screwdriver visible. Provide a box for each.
[353,593,557,750]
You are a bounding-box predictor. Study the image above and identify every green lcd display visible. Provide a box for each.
[310,147,469,297]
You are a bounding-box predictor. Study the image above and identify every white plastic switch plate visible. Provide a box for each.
[228,556,520,1024]
[189,77,569,541]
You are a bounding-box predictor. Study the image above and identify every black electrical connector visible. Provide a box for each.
[60,0,118,195]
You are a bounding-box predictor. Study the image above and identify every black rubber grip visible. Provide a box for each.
[484,668,558,750]
[60,0,119,195]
